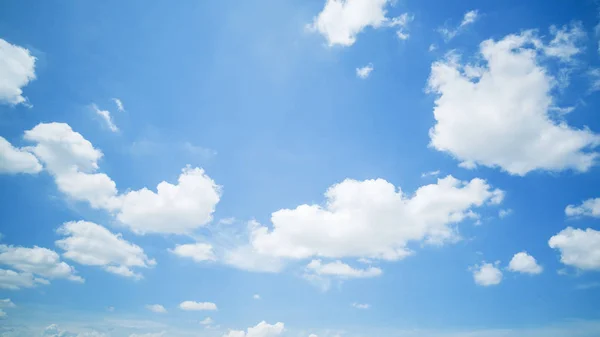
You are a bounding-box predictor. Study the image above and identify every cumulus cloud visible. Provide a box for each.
[170,243,215,262]
[307,0,408,46]
[179,301,217,311]
[117,167,221,234]
[356,63,374,79]
[145,304,167,313]
[23,122,221,235]
[0,38,36,106]
[24,122,121,210]
[306,260,382,278]
[0,269,48,290]
[565,198,600,218]
[92,104,118,132]
[250,176,503,262]
[438,10,478,41]
[0,245,83,284]
[508,252,543,274]
[0,136,42,174]
[471,261,502,286]
[223,321,284,337]
[549,227,600,270]
[56,221,156,279]
[428,30,600,175]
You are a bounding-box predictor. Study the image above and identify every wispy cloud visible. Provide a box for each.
[92,104,118,132]
[438,10,479,41]
[112,98,125,112]
[356,63,374,79]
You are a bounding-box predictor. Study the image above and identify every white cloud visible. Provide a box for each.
[170,243,215,262]
[0,136,42,174]
[42,324,108,337]
[307,0,402,46]
[508,252,543,274]
[421,170,440,178]
[389,13,414,41]
[429,44,437,52]
[498,209,513,218]
[24,122,221,235]
[250,175,503,261]
[56,221,156,279]
[428,31,600,175]
[24,122,121,210]
[223,244,285,273]
[351,302,370,309]
[200,317,214,325]
[438,10,479,41]
[565,198,600,218]
[0,269,47,290]
[129,333,165,337]
[253,294,261,300]
[223,321,284,337]
[112,98,125,112]
[0,38,36,106]
[472,261,502,286]
[356,63,374,79]
[92,104,118,132]
[306,259,382,278]
[549,227,600,271]
[545,22,586,62]
[117,166,221,234]
[0,298,15,317]
[145,304,167,313]
[0,245,83,284]
[179,301,217,311]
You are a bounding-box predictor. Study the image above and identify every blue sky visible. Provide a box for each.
[1,0,600,336]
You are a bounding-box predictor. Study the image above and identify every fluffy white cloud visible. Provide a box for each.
[438,10,478,41]
[0,136,42,174]
[223,244,285,273]
[565,198,600,218]
[223,321,284,337]
[0,38,36,106]
[472,262,502,286]
[117,167,221,234]
[508,252,543,274]
[549,227,600,270]
[170,243,215,262]
[307,0,407,46]
[24,122,121,210]
[251,176,503,261]
[145,304,167,313]
[351,302,370,309]
[545,22,585,62]
[0,269,47,290]
[92,104,118,132]
[306,260,382,278]
[356,63,374,79]
[179,301,217,311]
[428,31,600,175]
[0,245,83,283]
[56,221,156,279]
